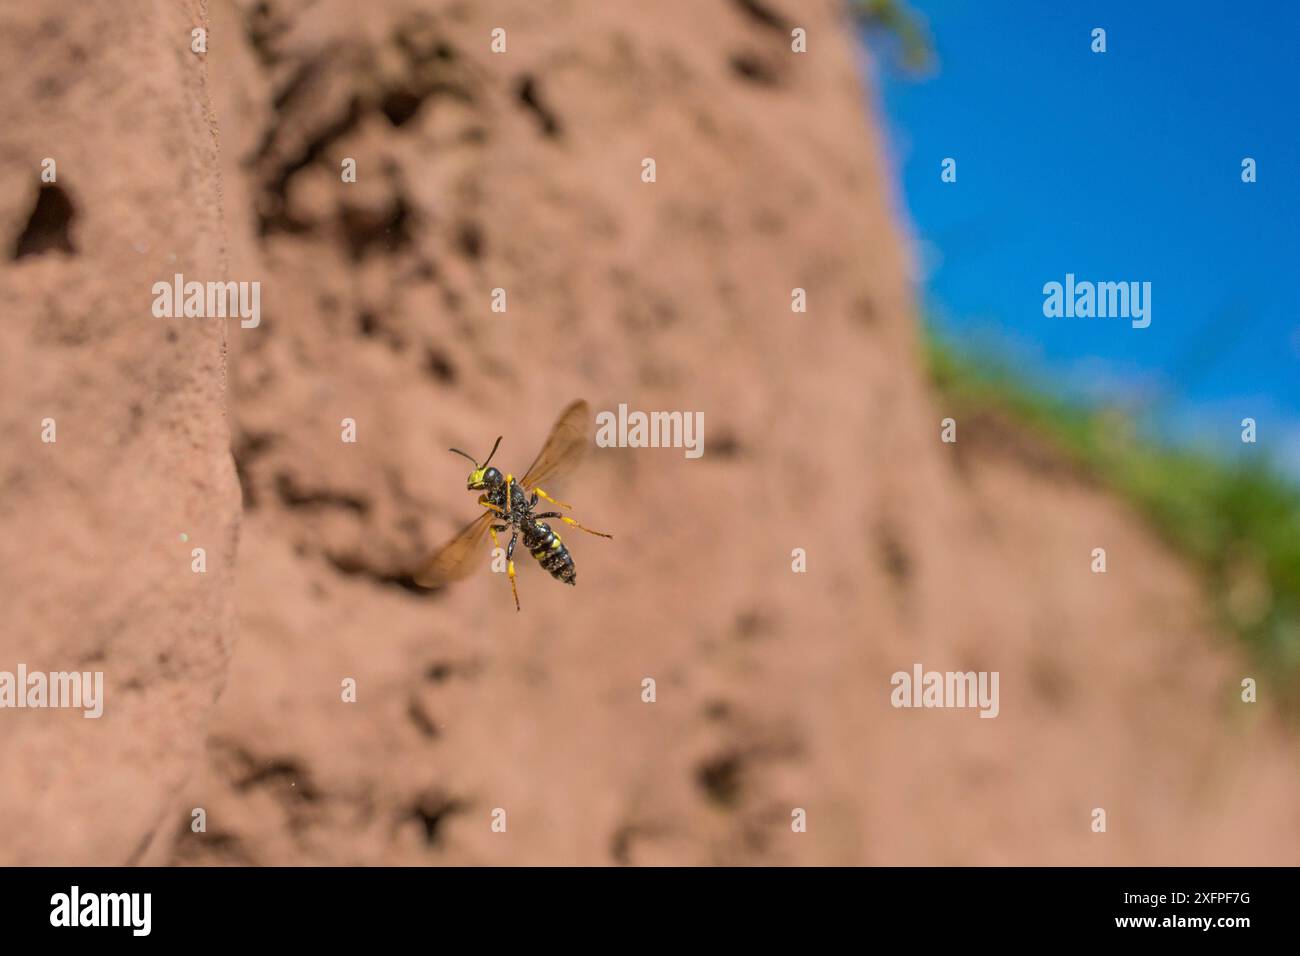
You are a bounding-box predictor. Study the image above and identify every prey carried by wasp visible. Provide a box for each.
[415,399,612,610]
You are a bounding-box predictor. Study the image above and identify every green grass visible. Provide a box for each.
[852,0,934,73]
[925,331,1300,696]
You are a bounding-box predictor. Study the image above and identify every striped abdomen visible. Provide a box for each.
[526,521,576,585]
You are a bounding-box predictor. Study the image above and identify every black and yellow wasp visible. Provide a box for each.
[415,400,612,610]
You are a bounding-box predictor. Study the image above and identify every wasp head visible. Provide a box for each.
[450,436,504,492]
[467,466,503,491]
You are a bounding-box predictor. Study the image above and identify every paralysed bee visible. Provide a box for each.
[415,399,612,610]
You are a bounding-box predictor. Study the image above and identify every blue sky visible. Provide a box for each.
[864,0,1299,471]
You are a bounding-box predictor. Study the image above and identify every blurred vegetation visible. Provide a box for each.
[925,331,1300,701]
[852,0,935,73]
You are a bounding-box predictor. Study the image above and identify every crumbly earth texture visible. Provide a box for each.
[1,0,1296,865]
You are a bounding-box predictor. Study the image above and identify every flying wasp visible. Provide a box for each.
[415,399,612,610]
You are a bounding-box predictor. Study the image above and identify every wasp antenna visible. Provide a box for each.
[481,435,503,469]
[448,447,479,466]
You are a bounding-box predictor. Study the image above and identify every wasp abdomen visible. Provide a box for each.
[526,521,576,585]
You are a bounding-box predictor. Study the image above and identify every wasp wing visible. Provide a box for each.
[520,399,591,492]
[415,510,495,586]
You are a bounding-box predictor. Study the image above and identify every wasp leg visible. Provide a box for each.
[478,496,506,517]
[533,511,613,539]
[532,487,572,510]
[506,530,521,611]
[505,473,515,515]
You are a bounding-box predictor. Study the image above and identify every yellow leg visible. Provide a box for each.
[559,515,613,539]
[478,496,505,516]
[487,519,519,610]
[505,474,514,514]
[533,487,572,509]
